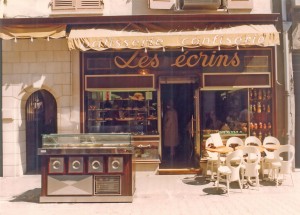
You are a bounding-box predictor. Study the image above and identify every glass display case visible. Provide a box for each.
[38,133,135,203]
[85,91,158,135]
[41,133,132,149]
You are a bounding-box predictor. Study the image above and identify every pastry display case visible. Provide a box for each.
[85,91,160,168]
[38,133,135,203]
[86,91,158,135]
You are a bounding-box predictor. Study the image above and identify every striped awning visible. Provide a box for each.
[0,24,66,40]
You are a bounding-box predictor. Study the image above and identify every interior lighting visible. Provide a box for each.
[163,47,166,52]
[14,37,17,43]
[47,36,50,41]
[144,48,147,53]
[181,47,184,52]
[31,37,33,42]
[218,46,221,51]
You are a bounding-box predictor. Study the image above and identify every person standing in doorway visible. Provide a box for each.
[163,100,179,158]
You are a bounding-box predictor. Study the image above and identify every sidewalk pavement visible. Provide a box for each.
[1,170,300,215]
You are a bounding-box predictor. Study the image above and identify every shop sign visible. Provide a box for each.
[114,50,240,69]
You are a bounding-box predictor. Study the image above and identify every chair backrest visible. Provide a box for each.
[226,149,243,182]
[205,137,218,158]
[226,137,244,148]
[242,146,261,177]
[263,136,280,157]
[210,133,223,147]
[244,136,262,146]
[274,145,295,174]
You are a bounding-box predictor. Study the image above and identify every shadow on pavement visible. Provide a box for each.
[202,187,227,195]
[10,188,40,203]
[181,175,210,186]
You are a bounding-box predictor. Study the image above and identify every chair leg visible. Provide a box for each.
[226,176,230,196]
[256,176,259,190]
[275,169,279,187]
[290,173,294,187]
[241,171,245,188]
[238,179,243,193]
[261,161,265,179]
[216,171,220,189]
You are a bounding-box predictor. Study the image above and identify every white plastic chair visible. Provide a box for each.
[244,136,262,162]
[241,146,261,190]
[205,137,219,180]
[244,136,262,146]
[271,145,295,187]
[226,136,244,148]
[262,136,280,180]
[216,149,243,195]
[226,136,244,163]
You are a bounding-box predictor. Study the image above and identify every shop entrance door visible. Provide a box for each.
[159,77,198,169]
[25,90,57,174]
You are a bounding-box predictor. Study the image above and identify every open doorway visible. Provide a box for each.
[160,82,196,169]
[26,90,57,174]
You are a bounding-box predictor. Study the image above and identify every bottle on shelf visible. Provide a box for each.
[257,102,261,113]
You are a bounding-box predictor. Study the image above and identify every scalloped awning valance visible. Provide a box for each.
[67,24,280,51]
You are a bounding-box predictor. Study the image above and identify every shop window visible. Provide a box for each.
[85,91,158,135]
[201,88,273,141]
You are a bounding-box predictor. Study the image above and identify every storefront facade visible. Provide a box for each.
[1,1,287,176]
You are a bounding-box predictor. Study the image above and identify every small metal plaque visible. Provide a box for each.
[94,175,121,195]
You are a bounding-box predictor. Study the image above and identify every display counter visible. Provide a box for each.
[38,133,135,203]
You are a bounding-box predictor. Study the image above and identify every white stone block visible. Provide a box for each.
[2,97,16,109]
[13,63,29,74]
[46,39,69,51]
[53,51,71,62]
[3,153,22,166]
[2,63,13,74]
[20,51,37,63]
[2,109,14,120]
[14,39,29,52]
[53,85,63,98]
[29,62,46,74]
[54,73,66,85]
[37,51,54,62]
[2,84,13,97]
[59,96,71,107]
[63,84,71,96]
[44,74,54,88]
[46,62,62,74]
[3,52,20,63]
[3,165,23,177]
[3,141,21,154]
[62,62,71,73]
[2,40,13,51]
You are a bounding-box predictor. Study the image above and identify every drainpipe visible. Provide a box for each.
[0,39,3,177]
[281,0,293,148]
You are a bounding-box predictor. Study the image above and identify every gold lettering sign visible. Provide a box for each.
[114,51,241,69]
[114,51,160,69]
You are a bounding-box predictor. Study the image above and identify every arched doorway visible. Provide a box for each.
[26,90,57,174]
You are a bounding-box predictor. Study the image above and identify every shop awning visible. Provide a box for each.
[67,24,280,51]
[0,24,66,40]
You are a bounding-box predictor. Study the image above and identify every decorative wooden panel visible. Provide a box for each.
[85,74,155,91]
[203,72,271,88]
